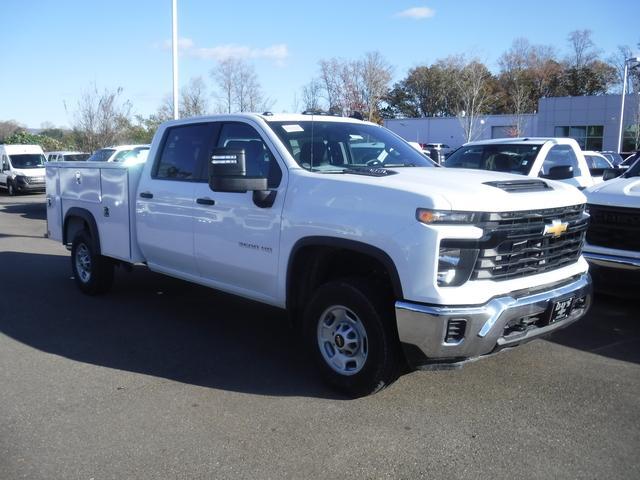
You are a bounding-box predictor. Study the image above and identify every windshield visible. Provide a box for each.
[269,120,435,172]
[9,154,46,169]
[87,149,115,162]
[445,144,541,174]
[601,152,623,166]
[120,148,149,166]
[63,154,89,161]
[624,158,640,177]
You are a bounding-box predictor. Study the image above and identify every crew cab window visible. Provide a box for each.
[540,145,582,177]
[155,123,214,181]
[217,122,282,188]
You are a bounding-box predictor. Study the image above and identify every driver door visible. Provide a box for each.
[192,121,286,304]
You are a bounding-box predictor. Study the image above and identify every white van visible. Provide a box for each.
[0,144,47,195]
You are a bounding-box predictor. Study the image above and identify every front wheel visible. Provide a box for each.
[304,278,401,397]
[71,231,114,295]
[6,180,16,196]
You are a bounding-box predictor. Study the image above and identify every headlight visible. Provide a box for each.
[437,247,479,287]
[416,209,479,224]
[15,175,27,184]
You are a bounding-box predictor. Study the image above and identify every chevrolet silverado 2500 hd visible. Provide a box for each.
[46,114,592,396]
[583,158,640,292]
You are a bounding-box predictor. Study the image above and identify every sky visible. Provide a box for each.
[1,0,639,128]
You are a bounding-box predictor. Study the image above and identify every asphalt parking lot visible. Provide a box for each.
[1,193,639,479]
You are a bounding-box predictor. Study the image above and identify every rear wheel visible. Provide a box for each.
[71,231,114,295]
[304,278,400,397]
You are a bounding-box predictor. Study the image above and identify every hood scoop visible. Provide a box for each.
[483,179,552,193]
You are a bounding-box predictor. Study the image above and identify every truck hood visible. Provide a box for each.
[585,176,640,209]
[366,167,586,212]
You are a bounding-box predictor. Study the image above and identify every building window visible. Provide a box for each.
[623,125,640,152]
[554,125,603,150]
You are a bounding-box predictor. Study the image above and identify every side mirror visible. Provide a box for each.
[544,165,573,180]
[208,148,267,193]
[602,168,623,181]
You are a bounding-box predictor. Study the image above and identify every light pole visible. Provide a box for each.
[617,56,640,153]
[172,0,179,120]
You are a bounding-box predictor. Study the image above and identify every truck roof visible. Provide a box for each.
[160,112,374,128]
[464,137,577,146]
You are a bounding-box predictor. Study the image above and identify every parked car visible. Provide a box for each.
[445,137,594,189]
[599,151,624,167]
[86,145,145,162]
[0,144,46,195]
[421,143,452,164]
[119,145,151,166]
[46,114,592,397]
[620,151,640,170]
[582,151,613,184]
[46,151,90,162]
[583,158,640,294]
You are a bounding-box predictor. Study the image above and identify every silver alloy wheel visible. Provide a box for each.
[317,305,368,376]
[75,243,92,284]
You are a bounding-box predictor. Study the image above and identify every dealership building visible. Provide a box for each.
[384,94,640,153]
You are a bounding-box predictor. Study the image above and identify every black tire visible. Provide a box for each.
[6,180,16,196]
[71,231,114,295]
[304,277,401,397]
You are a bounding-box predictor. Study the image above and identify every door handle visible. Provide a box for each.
[140,191,153,199]
[196,197,216,206]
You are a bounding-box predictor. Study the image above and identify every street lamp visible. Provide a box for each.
[617,56,640,153]
[172,0,179,120]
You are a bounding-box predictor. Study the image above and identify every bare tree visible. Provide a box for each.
[211,58,241,113]
[70,83,132,151]
[361,51,393,121]
[181,76,209,117]
[211,59,271,113]
[301,79,322,111]
[448,56,493,142]
[318,58,342,112]
[499,39,531,135]
[567,29,599,69]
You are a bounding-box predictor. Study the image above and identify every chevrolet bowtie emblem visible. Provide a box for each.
[544,219,568,237]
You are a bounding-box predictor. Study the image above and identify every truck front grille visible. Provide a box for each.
[586,204,640,252]
[470,204,588,281]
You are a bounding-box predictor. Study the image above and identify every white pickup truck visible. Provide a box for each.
[445,137,596,189]
[583,158,640,292]
[46,113,592,396]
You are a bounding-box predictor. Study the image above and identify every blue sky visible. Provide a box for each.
[1,0,639,128]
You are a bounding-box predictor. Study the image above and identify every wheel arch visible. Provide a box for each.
[63,207,101,254]
[286,236,403,318]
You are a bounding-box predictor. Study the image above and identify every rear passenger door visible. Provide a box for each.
[192,121,286,304]
[136,122,216,277]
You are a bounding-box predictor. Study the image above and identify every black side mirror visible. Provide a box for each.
[544,165,573,180]
[602,168,623,181]
[208,148,267,193]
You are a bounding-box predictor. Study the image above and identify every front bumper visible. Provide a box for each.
[15,178,45,192]
[395,273,592,367]
[584,251,640,271]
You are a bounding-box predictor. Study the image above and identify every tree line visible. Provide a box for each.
[1,29,638,151]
